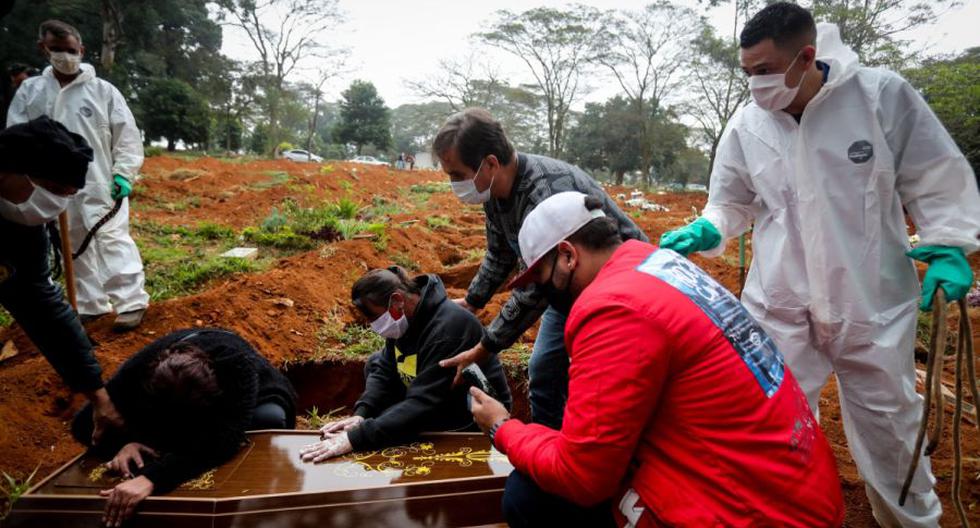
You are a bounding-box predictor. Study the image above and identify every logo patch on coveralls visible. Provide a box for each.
[847,140,873,164]
[79,106,93,118]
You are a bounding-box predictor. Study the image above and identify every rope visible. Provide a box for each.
[71,198,122,260]
[899,288,979,527]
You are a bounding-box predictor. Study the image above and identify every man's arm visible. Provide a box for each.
[107,86,144,180]
[882,75,980,254]
[5,85,29,127]
[464,216,518,309]
[699,123,758,257]
[480,284,548,353]
[494,301,668,506]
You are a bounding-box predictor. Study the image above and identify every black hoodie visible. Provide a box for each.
[348,274,512,450]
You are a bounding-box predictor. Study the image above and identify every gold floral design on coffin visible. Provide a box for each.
[334,441,508,478]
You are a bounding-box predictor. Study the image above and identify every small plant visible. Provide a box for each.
[410,182,450,194]
[0,308,11,328]
[426,216,451,230]
[320,164,335,174]
[260,207,289,233]
[1,465,39,518]
[242,227,315,250]
[364,196,402,220]
[305,405,347,430]
[252,171,290,190]
[194,222,236,241]
[316,320,385,359]
[329,198,360,220]
[144,146,165,157]
[392,253,419,271]
[340,180,353,193]
[464,249,485,263]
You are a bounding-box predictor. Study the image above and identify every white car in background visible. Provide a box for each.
[349,155,390,167]
[282,149,323,162]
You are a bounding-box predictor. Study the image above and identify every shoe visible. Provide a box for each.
[113,309,146,332]
[79,313,110,324]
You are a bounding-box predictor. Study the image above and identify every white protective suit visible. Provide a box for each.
[701,24,980,527]
[7,64,148,316]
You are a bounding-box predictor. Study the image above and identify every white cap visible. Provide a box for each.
[508,191,606,289]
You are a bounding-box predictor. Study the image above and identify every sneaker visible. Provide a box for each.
[113,309,146,332]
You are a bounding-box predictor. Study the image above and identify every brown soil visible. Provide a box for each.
[0,157,977,526]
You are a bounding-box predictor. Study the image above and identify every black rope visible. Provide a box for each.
[71,198,123,260]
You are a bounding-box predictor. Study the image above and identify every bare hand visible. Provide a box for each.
[299,432,353,463]
[438,342,491,387]
[319,415,364,438]
[106,443,159,479]
[88,388,125,446]
[452,297,478,314]
[100,475,153,527]
[469,387,510,435]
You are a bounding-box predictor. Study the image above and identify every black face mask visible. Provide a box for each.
[541,250,576,315]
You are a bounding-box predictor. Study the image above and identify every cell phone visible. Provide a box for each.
[462,363,495,411]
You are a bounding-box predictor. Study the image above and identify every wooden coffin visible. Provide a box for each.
[6,431,514,527]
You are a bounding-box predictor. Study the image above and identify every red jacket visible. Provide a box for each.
[495,240,844,527]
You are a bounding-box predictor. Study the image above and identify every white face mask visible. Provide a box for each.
[370,301,409,340]
[451,158,494,204]
[749,52,804,111]
[49,51,82,76]
[0,181,71,226]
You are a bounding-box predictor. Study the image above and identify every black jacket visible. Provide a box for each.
[72,328,297,493]
[348,274,512,450]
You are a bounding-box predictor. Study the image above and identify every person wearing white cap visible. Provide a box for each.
[432,108,647,431]
[469,191,844,528]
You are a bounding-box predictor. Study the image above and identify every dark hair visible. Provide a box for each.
[432,108,515,171]
[739,2,816,50]
[145,342,220,408]
[38,20,83,45]
[567,195,622,251]
[351,266,421,317]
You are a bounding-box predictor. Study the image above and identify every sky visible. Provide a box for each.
[220,0,980,109]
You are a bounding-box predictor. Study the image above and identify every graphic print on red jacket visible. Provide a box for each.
[495,240,844,527]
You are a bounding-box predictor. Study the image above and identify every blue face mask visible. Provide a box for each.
[451,158,493,204]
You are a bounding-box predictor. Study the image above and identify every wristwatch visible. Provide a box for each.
[488,418,510,450]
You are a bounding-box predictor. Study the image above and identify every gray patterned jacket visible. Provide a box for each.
[465,153,648,353]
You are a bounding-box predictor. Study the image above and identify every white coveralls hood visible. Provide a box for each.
[701,23,980,528]
[7,63,149,316]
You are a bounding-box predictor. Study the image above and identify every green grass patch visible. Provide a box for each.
[391,253,420,271]
[410,182,450,194]
[0,308,10,328]
[251,171,290,190]
[242,226,315,250]
[426,215,451,230]
[364,197,402,220]
[464,248,485,263]
[145,257,258,301]
[316,321,385,359]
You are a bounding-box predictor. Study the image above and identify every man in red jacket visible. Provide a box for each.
[470,191,845,527]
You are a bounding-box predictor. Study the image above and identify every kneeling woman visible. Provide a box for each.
[300,267,512,463]
[72,328,297,525]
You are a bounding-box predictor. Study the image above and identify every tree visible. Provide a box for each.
[807,0,962,68]
[905,48,980,174]
[597,1,701,182]
[683,26,749,183]
[390,101,454,155]
[333,80,391,154]
[139,78,210,151]
[216,0,346,155]
[480,5,606,158]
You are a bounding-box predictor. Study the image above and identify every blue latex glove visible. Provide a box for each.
[110,174,131,200]
[906,245,974,311]
[659,217,722,256]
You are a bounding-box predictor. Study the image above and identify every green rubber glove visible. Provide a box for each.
[906,245,974,311]
[110,174,131,200]
[659,217,722,256]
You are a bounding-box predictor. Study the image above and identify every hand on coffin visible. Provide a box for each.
[299,432,353,463]
[106,442,159,479]
[319,415,364,438]
[100,475,153,527]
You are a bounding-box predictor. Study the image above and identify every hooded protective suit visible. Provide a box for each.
[700,24,980,527]
[7,64,148,316]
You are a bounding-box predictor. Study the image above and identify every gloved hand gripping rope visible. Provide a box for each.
[899,288,979,527]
